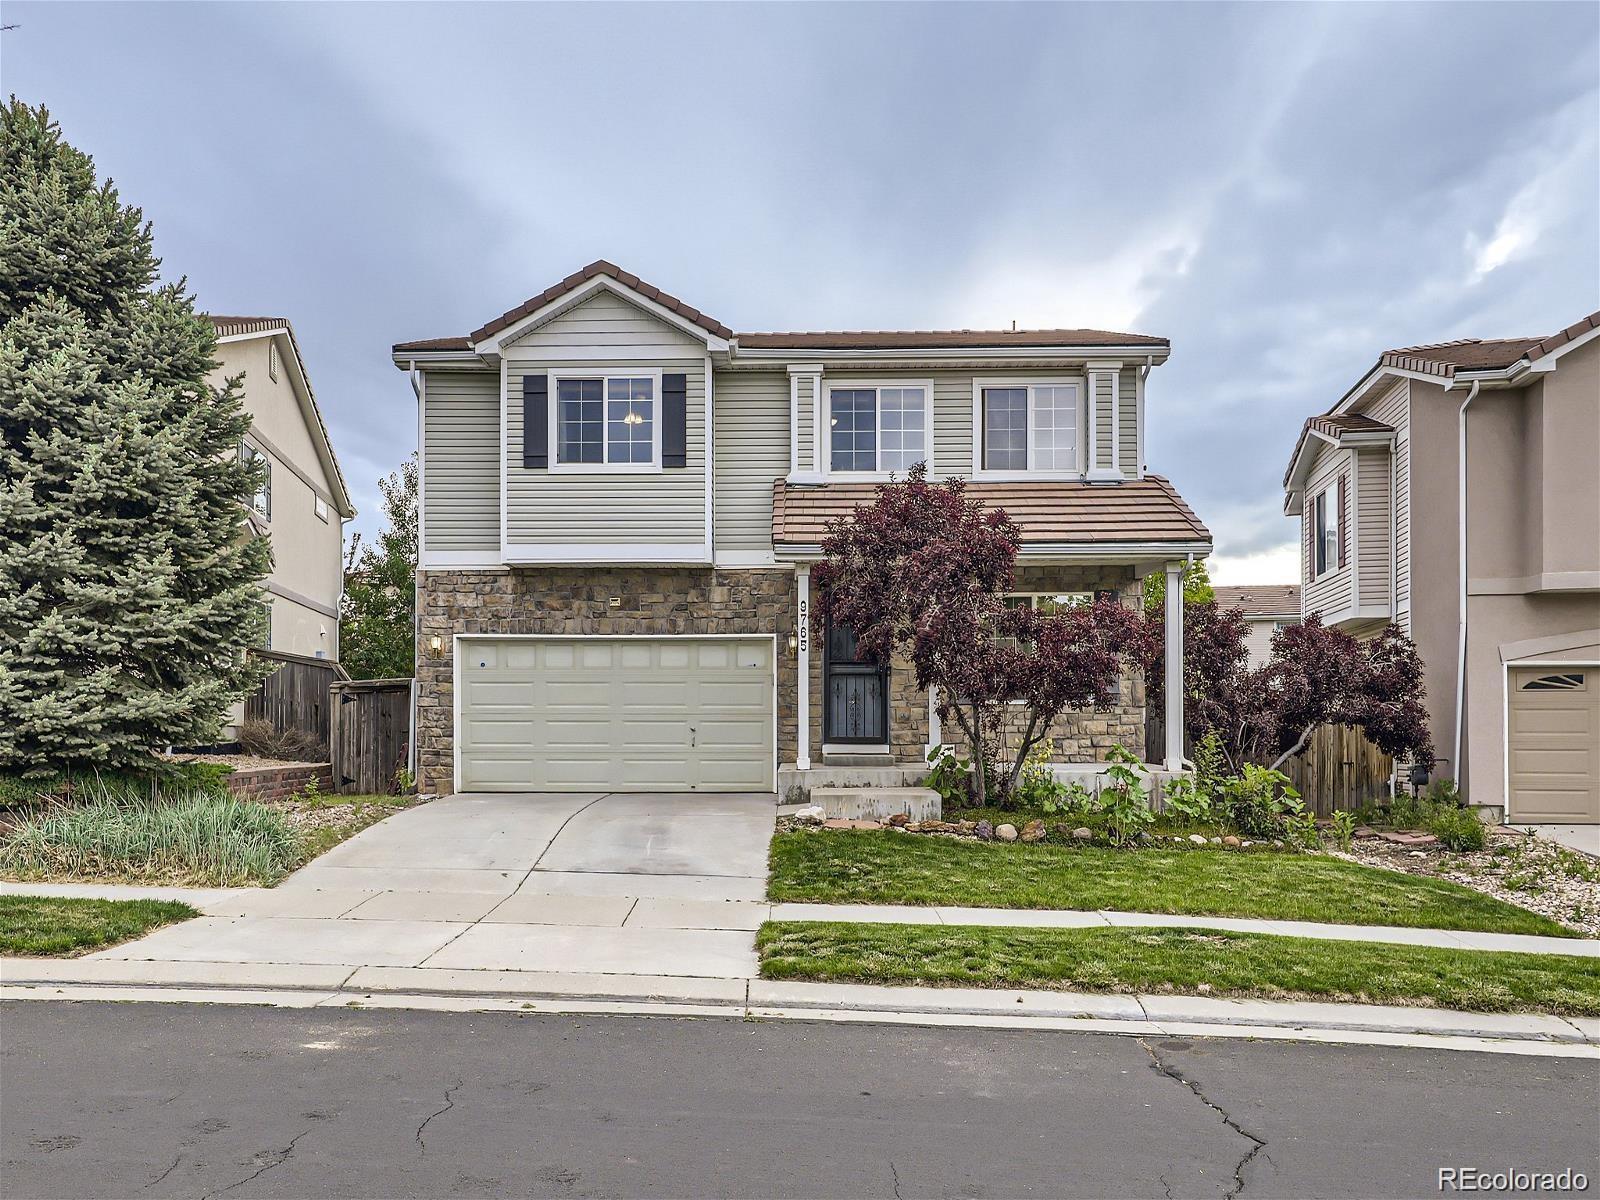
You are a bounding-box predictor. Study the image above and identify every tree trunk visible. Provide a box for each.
[1269,723,1317,772]
[1006,712,1043,795]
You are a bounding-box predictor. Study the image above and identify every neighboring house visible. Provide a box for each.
[209,317,356,660]
[1214,584,1300,667]
[1284,312,1600,825]
[393,261,1211,797]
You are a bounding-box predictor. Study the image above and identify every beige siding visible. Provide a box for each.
[422,370,499,552]
[1363,379,1410,632]
[505,359,707,546]
[1241,617,1278,668]
[1118,366,1139,474]
[932,374,973,473]
[1302,442,1353,618]
[795,374,815,474]
[1356,446,1392,606]
[714,371,788,552]
[503,288,703,357]
[1092,372,1114,470]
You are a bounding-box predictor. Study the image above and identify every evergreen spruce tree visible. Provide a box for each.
[0,100,272,772]
[339,456,416,680]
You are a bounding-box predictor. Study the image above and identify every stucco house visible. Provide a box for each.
[1214,584,1300,667]
[393,261,1210,798]
[1283,312,1600,825]
[209,317,355,660]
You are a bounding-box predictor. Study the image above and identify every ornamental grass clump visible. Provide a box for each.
[0,786,301,886]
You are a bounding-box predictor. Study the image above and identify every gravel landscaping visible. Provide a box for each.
[1336,828,1600,937]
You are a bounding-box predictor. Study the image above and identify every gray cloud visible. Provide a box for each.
[6,1,1595,567]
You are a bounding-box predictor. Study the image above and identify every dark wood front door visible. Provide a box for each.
[823,621,888,745]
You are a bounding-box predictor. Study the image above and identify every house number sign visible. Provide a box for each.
[798,597,808,656]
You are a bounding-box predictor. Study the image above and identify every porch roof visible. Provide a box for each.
[770,475,1211,557]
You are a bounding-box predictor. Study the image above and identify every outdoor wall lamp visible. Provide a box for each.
[787,632,799,657]
[429,635,443,655]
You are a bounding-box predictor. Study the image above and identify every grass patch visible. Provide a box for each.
[0,791,301,887]
[769,831,1574,937]
[0,895,197,956]
[292,793,415,863]
[758,921,1600,1015]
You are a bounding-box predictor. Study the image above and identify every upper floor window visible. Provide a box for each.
[828,384,927,474]
[555,375,656,469]
[1313,479,1342,577]
[979,382,1080,474]
[241,441,271,519]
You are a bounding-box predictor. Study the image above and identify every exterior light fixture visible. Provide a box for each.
[787,632,799,656]
[429,635,443,654]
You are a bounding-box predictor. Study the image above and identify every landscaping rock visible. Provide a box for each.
[1209,837,1222,846]
[1188,834,1207,846]
[1222,835,1242,848]
[1019,820,1046,843]
[794,805,825,825]
[822,818,882,830]
[957,820,977,833]
[887,812,910,827]
[1072,827,1093,841]
[975,820,994,841]
[995,823,1019,842]
[1380,831,1439,847]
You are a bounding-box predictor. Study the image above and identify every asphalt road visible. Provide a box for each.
[1,1002,1596,1200]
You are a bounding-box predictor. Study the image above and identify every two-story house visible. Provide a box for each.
[393,262,1210,797]
[209,317,355,660]
[1284,312,1600,826]
[1214,584,1300,668]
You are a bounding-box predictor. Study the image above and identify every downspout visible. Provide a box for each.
[1451,379,1481,790]
[407,360,422,782]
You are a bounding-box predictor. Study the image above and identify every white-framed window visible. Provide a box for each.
[551,373,660,471]
[314,495,329,523]
[241,441,271,519]
[1004,591,1093,615]
[974,380,1082,475]
[1313,483,1339,577]
[826,383,928,474]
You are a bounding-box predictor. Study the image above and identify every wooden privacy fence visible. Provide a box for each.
[329,678,413,795]
[1283,724,1394,816]
[244,650,349,751]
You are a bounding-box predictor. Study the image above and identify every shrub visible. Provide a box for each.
[1223,764,1303,841]
[1429,805,1487,852]
[0,785,302,886]
[1013,742,1094,815]
[0,762,231,809]
[1330,809,1357,852]
[924,744,974,809]
[1160,775,1215,825]
[1098,746,1154,846]
[237,718,329,763]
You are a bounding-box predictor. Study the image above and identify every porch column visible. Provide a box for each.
[926,686,941,756]
[1164,560,1185,770]
[796,565,812,771]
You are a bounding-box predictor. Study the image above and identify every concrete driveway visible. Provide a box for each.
[90,793,776,980]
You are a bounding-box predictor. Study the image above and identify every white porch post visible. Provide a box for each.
[926,686,941,756]
[1164,560,1185,770]
[796,565,812,771]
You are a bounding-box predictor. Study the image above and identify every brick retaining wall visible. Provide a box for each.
[224,762,334,802]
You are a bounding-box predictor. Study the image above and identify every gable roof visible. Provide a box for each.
[208,315,355,518]
[393,261,1168,358]
[770,475,1209,551]
[1213,583,1301,619]
[1377,336,1547,377]
[1282,412,1396,489]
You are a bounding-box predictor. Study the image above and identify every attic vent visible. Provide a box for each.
[1520,673,1585,691]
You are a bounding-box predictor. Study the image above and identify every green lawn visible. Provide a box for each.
[0,895,197,957]
[758,921,1600,1015]
[769,831,1574,937]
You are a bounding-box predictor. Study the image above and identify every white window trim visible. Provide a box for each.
[1312,483,1339,579]
[546,369,664,475]
[822,379,934,479]
[970,375,1088,480]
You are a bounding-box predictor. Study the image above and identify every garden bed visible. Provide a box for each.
[757,921,1600,1016]
[768,829,1576,937]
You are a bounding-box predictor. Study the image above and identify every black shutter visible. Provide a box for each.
[523,375,548,469]
[662,373,687,468]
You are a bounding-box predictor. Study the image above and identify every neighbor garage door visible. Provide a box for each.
[1507,666,1600,824]
[457,637,774,793]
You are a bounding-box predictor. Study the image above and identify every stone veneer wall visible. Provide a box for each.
[417,564,1147,795]
[417,568,800,794]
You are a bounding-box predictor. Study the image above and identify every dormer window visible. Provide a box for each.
[827,384,927,474]
[977,381,1081,475]
[553,374,658,470]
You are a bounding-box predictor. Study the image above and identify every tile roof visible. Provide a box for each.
[1521,310,1600,363]
[470,260,734,343]
[771,475,1210,549]
[1378,337,1547,376]
[1307,413,1393,436]
[1213,584,1301,619]
[736,328,1167,351]
[393,335,473,353]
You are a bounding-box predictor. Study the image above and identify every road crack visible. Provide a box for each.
[1140,1039,1266,1200]
[145,1154,182,1189]
[888,1160,903,1200]
[415,1079,463,1155]
[202,1127,313,1199]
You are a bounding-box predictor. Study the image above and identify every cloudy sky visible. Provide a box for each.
[6,2,1596,580]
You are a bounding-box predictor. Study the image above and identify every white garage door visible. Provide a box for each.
[1507,666,1599,824]
[457,637,774,793]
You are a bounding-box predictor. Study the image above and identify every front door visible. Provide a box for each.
[823,621,889,745]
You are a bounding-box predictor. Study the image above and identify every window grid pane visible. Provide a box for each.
[983,388,1028,470]
[605,377,654,464]
[1032,385,1077,471]
[879,387,926,473]
[556,378,604,464]
[830,389,877,472]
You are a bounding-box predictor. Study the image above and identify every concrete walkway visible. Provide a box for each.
[1507,824,1600,857]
